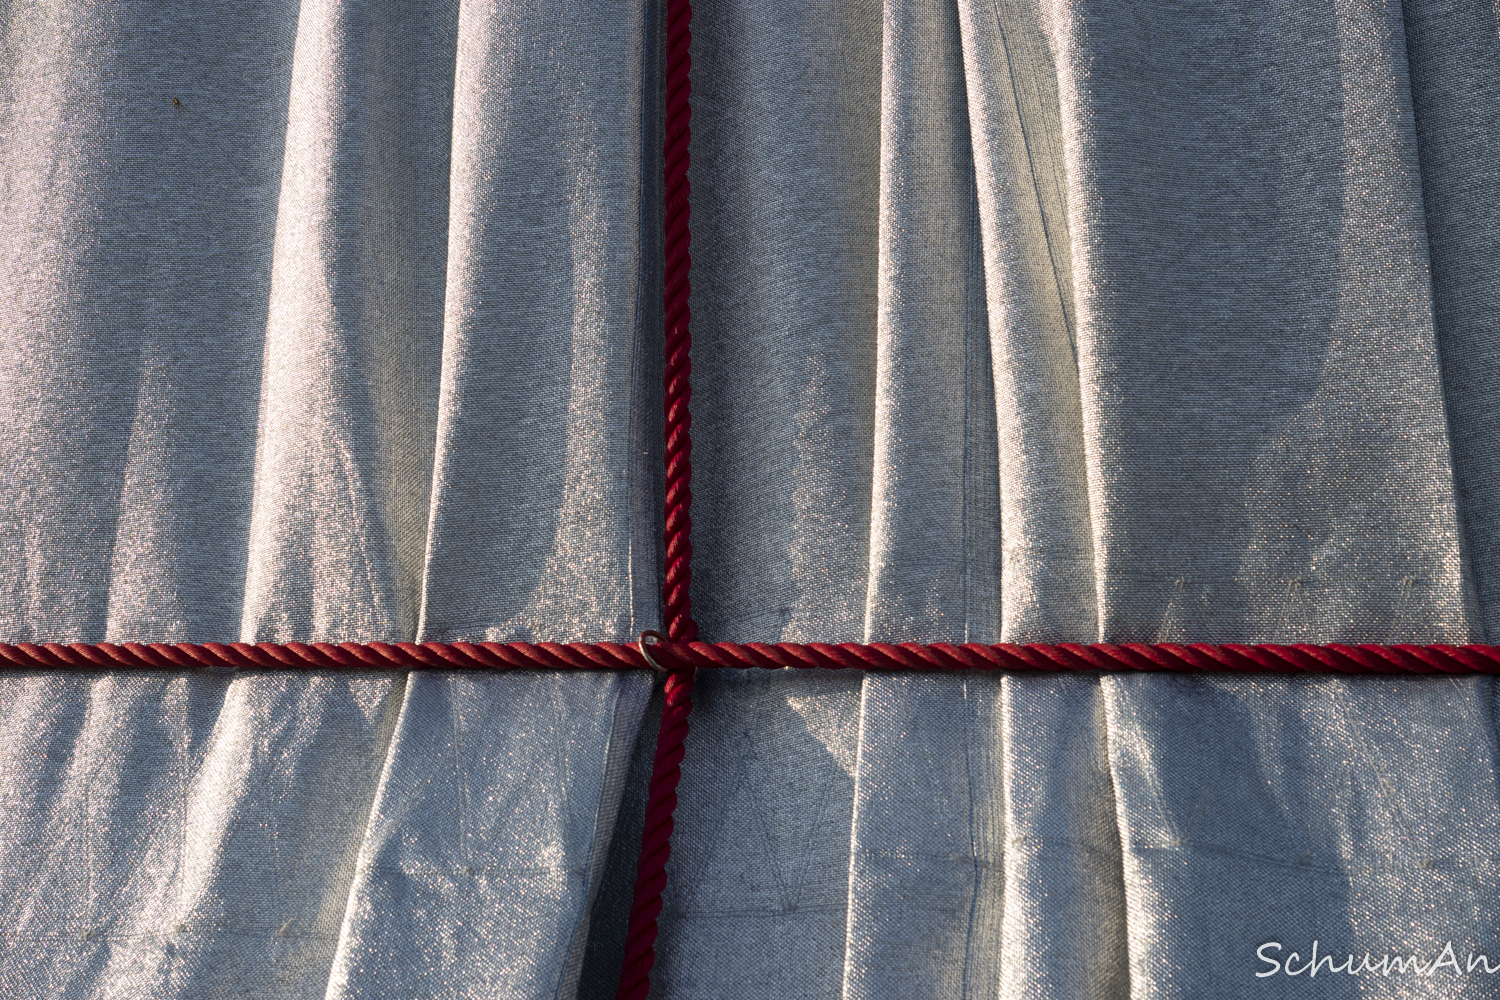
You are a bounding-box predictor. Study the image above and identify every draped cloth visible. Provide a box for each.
[3,0,1499,997]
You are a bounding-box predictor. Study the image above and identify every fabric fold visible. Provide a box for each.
[1102,671,1500,998]
[1403,0,1500,642]
[0,670,405,997]
[416,0,659,644]
[0,0,301,643]
[1057,0,1472,642]
[651,0,890,994]
[843,673,1008,1000]
[324,670,649,1000]
[1055,0,1493,993]
[958,0,1095,643]
[0,5,658,998]
[863,0,998,645]
[1000,675,1127,1000]
[244,0,457,643]
[653,668,864,1000]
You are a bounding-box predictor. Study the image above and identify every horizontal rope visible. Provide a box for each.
[648,640,1500,675]
[0,641,646,672]
[1,640,1498,675]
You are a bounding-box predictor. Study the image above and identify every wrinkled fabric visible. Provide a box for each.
[670,0,1500,998]
[5,0,1500,998]
[0,0,658,995]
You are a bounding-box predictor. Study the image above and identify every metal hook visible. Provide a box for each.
[638,630,671,673]
[639,630,697,679]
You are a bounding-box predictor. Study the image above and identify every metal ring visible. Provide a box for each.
[638,630,671,673]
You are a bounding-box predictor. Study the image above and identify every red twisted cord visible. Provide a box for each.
[0,640,647,672]
[638,640,1500,675]
[614,0,698,994]
[660,0,695,646]
[5,640,1498,675]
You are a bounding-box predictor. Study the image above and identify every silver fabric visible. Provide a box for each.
[667,1,1500,999]
[0,669,647,999]
[5,0,1500,997]
[0,0,657,995]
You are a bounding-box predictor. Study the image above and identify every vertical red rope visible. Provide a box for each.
[615,0,696,994]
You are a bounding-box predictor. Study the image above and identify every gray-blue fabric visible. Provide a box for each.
[2,0,1498,997]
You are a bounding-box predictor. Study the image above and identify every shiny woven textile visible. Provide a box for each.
[3,1,1500,997]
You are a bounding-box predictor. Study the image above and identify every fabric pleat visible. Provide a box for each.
[419,0,663,644]
[843,674,1009,1000]
[244,0,455,643]
[5,0,1500,998]
[959,0,1095,644]
[1402,0,1500,641]
[0,2,656,996]
[0,0,300,643]
[862,0,999,645]
[324,671,648,1000]
[672,1,1500,999]
[0,670,404,997]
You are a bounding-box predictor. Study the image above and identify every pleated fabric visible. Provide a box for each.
[0,0,657,995]
[4,0,1500,998]
[667,1,1500,999]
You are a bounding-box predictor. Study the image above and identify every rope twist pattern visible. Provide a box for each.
[641,640,1500,675]
[0,640,646,672]
[614,0,699,993]
[6,640,1498,676]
